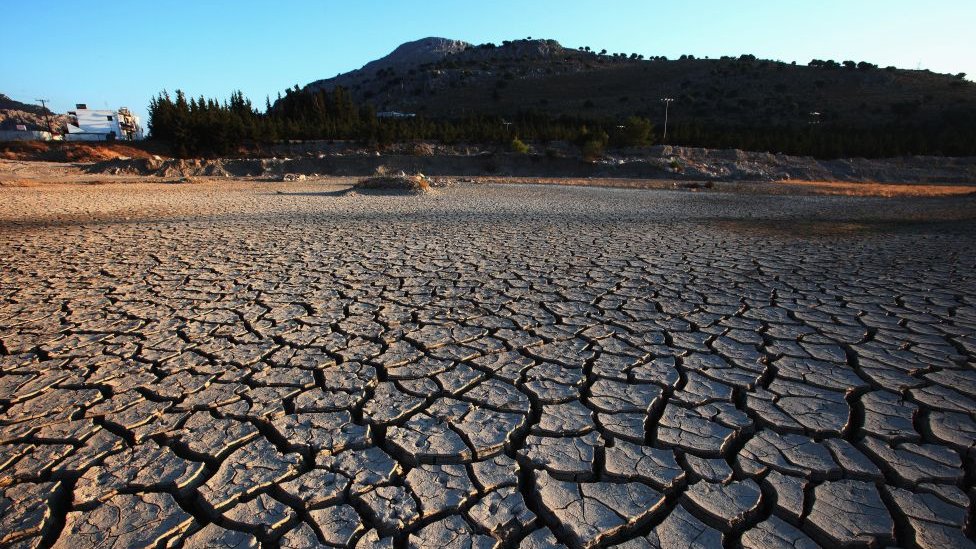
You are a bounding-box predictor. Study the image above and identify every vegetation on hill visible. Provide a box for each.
[306,39,975,128]
[148,88,655,157]
[146,38,976,158]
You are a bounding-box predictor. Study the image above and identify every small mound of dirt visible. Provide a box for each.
[353,174,432,194]
[85,157,239,178]
[408,142,435,157]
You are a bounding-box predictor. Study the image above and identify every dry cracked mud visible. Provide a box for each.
[0,179,975,548]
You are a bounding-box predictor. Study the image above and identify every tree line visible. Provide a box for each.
[147,87,976,158]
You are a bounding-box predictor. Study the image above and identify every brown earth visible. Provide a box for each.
[0,141,160,162]
[2,159,974,199]
[480,176,976,197]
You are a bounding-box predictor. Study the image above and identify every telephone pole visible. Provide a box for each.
[36,99,54,134]
[660,98,674,143]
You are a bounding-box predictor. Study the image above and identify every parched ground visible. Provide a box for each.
[1,179,975,548]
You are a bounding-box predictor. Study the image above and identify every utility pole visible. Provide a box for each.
[36,99,54,134]
[660,98,674,143]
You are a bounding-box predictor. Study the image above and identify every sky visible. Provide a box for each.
[2,0,974,124]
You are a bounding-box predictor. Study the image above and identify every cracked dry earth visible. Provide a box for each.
[1,180,975,549]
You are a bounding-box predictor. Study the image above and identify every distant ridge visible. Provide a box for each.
[0,94,52,116]
[0,93,65,132]
[306,37,471,92]
[298,37,976,130]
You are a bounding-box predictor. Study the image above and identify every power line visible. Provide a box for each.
[660,98,674,143]
[36,99,54,134]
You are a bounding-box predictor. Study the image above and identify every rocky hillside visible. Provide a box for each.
[308,37,472,92]
[0,94,51,115]
[303,38,976,129]
[0,94,65,132]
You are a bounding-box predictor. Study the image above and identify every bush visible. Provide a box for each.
[581,138,606,160]
[576,126,609,160]
[510,137,530,154]
[611,116,654,147]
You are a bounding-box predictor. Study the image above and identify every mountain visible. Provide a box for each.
[306,37,471,95]
[0,93,65,132]
[301,38,976,130]
[0,94,51,116]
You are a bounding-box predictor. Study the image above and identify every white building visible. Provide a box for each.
[376,111,416,119]
[0,128,55,141]
[65,104,143,141]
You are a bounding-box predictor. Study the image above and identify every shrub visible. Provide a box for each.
[581,138,606,160]
[611,116,654,147]
[510,137,530,154]
[576,126,609,160]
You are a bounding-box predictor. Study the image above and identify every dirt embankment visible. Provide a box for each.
[4,139,974,184]
[0,141,157,162]
[80,146,976,184]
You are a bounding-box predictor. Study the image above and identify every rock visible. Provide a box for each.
[308,504,364,546]
[357,485,420,535]
[182,523,259,548]
[406,463,477,517]
[684,479,762,532]
[55,493,194,548]
[806,480,894,546]
[603,440,685,491]
[886,486,974,549]
[198,437,302,511]
[467,486,536,540]
[0,481,59,545]
[280,468,349,509]
[407,515,496,549]
[521,432,603,480]
[535,470,665,548]
[643,505,723,548]
[73,441,204,506]
[740,516,819,549]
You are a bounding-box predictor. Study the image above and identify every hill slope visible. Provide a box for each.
[0,94,66,132]
[307,37,472,96]
[304,38,976,129]
[0,94,52,116]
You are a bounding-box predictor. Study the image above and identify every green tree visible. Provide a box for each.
[612,116,654,147]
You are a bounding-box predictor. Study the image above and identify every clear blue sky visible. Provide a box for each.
[3,0,974,124]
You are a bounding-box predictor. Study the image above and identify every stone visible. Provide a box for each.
[806,480,894,546]
[55,492,194,548]
[535,470,665,548]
